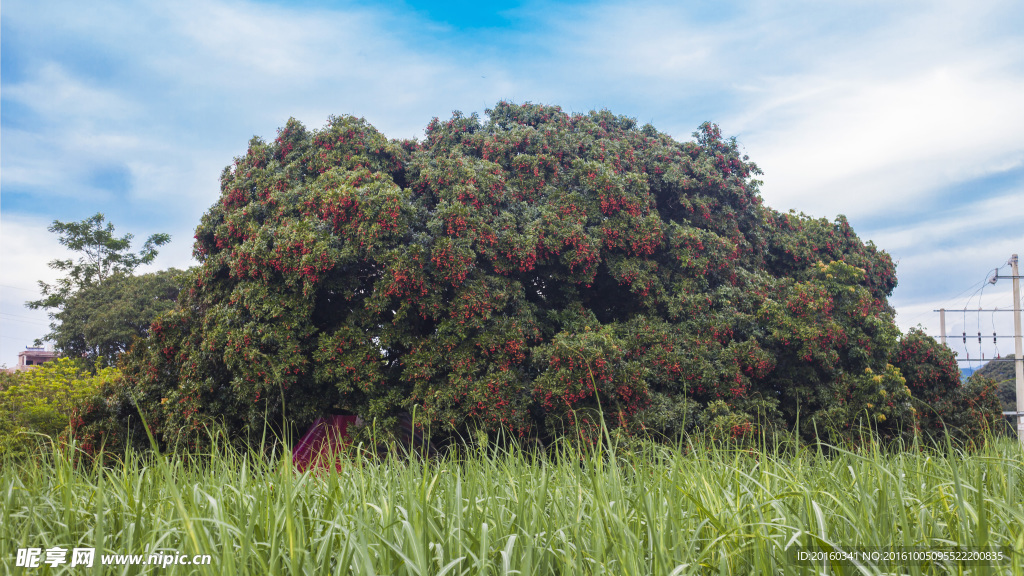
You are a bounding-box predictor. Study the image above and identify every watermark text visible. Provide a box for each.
[15,547,212,569]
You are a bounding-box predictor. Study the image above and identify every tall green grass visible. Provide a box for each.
[2,434,1023,575]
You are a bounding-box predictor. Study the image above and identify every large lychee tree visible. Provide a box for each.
[76,102,997,452]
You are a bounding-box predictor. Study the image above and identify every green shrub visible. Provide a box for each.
[0,358,119,457]
[894,329,1002,446]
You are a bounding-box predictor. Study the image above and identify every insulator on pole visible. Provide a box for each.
[962,332,967,344]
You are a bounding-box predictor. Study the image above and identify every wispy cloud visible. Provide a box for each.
[870,193,1024,255]
[741,61,1024,219]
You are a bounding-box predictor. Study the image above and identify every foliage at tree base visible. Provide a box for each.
[0,358,119,459]
[73,102,1000,453]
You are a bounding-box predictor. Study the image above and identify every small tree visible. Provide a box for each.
[27,213,171,360]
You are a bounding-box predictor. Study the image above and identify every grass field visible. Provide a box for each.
[2,434,1023,575]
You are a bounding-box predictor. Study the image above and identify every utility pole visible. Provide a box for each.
[1011,254,1023,447]
[939,309,946,346]
[950,256,1024,445]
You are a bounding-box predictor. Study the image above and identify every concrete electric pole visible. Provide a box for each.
[1011,254,1023,447]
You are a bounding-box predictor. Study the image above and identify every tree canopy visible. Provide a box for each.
[76,102,999,452]
[28,213,170,311]
[49,269,184,366]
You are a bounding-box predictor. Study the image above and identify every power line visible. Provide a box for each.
[932,334,1020,338]
[0,315,51,327]
[931,258,1021,363]
[0,284,41,293]
[933,309,1018,313]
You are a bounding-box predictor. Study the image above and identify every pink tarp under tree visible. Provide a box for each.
[292,415,358,471]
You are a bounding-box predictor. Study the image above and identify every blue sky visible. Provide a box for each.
[3,0,1024,367]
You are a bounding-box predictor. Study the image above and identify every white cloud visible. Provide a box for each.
[742,63,1024,218]
[165,1,347,79]
[4,62,141,122]
[0,216,70,365]
[868,192,1024,254]
[2,62,148,199]
[718,0,1024,219]
[545,4,719,80]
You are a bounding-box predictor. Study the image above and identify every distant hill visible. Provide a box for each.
[974,354,1016,383]
[973,355,1017,412]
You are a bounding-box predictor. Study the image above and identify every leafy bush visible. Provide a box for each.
[893,328,1002,445]
[78,102,995,452]
[0,358,119,457]
[973,353,1017,412]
